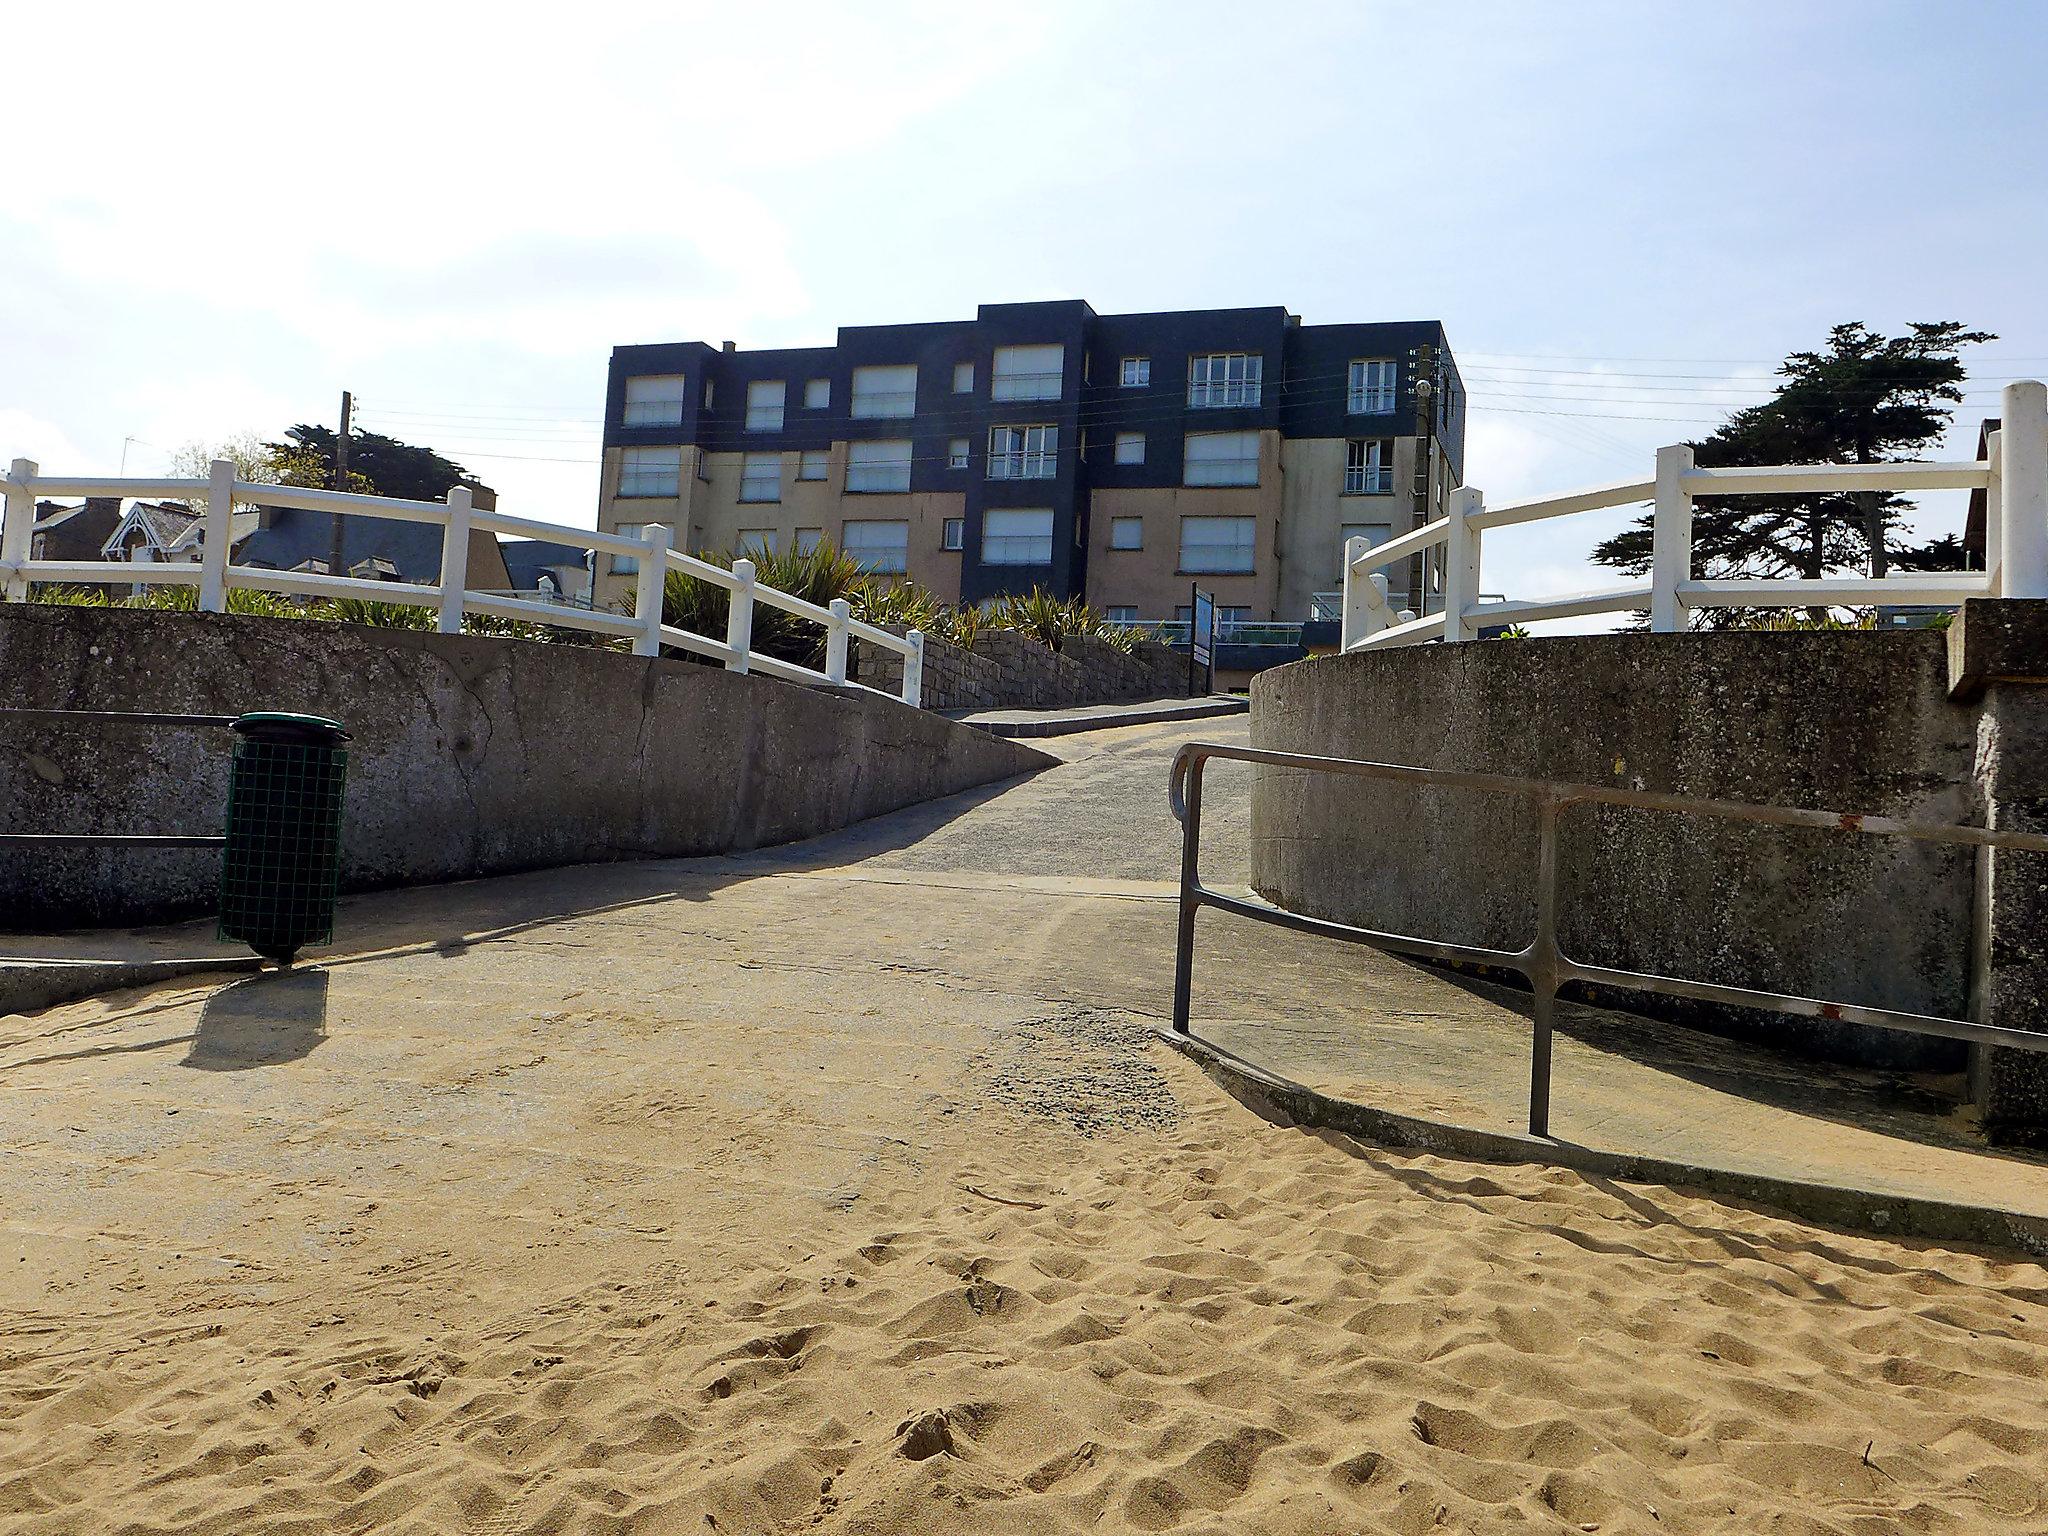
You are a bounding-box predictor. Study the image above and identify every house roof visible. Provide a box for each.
[1965,417,1997,561]
[500,538,591,591]
[101,500,201,557]
[236,504,511,590]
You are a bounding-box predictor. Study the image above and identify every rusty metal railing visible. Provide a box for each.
[1169,741,2048,1138]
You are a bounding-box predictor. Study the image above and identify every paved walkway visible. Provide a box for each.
[947,694,1247,737]
[5,711,2046,1242]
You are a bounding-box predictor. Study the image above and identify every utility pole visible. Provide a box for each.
[327,390,353,576]
[1407,343,1437,614]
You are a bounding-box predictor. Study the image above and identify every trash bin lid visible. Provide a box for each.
[231,711,351,746]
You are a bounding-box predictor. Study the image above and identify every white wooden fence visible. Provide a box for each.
[1342,378,2048,649]
[0,463,924,706]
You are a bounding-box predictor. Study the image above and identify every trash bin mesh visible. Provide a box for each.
[217,736,348,956]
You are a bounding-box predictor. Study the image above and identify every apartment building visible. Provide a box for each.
[592,300,1463,626]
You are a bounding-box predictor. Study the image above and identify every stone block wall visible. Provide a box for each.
[856,627,1194,712]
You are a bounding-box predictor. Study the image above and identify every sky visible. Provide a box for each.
[4,0,2044,620]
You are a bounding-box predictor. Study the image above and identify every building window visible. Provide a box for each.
[846,439,912,493]
[949,437,970,470]
[1338,522,1393,574]
[798,449,829,481]
[737,528,779,557]
[738,452,781,502]
[952,361,975,393]
[618,446,681,497]
[1345,439,1395,494]
[942,517,964,551]
[745,380,786,432]
[1183,431,1260,487]
[795,527,823,555]
[987,424,1057,480]
[703,379,715,410]
[843,519,909,573]
[1114,432,1145,465]
[982,508,1054,565]
[1187,352,1262,408]
[1179,515,1256,574]
[991,344,1063,401]
[623,375,686,426]
[610,522,669,574]
[1109,516,1143,550]
[851,364,917,418]
[1348,359,1397,414]
[804,378,830,409]
[1104,605,1139,625]
[1177,603,1252,636]
[1120,356,1150,388]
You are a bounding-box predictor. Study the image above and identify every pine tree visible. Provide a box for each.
[1590,322,1993,622]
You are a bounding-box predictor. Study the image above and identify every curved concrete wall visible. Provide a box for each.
[1249,632,1979,1069]
[0,607,1048,928]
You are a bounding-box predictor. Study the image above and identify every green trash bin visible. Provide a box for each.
[217,712,350,964]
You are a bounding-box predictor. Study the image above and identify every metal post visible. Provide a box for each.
[825,597,850,685]
[1527,793,1561,1137]
[436,485,473,634]
[725,557,755,673]
[901,629,924,707]
[198,459,234,612]
[1442,485,1483,643]
[1998,381,2047,599]
[1171,753,1205,1035]
[1649,443,1696,632]
[2,457,35,602]
[631,524,670,658]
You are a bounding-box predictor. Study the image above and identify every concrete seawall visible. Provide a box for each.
[0,607,1051,928]
[1249,629,1980,1071]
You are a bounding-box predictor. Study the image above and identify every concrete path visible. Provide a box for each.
[947,694,1248,738]
[5,710,2047,1246]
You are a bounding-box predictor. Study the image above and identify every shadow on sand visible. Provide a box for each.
[181,968,331,1071]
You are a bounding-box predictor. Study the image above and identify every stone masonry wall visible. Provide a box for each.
[856,627,1194,712]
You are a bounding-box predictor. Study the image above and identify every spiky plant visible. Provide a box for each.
[322,596,436,630]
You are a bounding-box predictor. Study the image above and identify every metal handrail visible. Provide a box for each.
[1168,740,2048,1138]
[0,709,236,848]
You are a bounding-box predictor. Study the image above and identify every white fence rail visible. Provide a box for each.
[0,462,925,706]
[1341,378,2047,651]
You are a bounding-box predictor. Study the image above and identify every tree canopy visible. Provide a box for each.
[1590,321,1993,615]
[266,425,485,503]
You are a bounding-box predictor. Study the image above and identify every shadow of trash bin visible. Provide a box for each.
[182,969,331,1071]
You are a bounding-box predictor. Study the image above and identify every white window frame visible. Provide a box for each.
[846,439,912,493]
[623,375,686,426]
[1103,605,1139,626]
[1187,352,1263,408]
[803,378,830,409]
[736,528,779,558]
[1347,358,1397,414]
[738,452,782,503]
[942,517,965,551]
[797,449,829,482]
[981,507,1055,566]
[987,423,1057,480]
[952,361,975,393]
[991,344,1064,402]
[948,437,970,470]
[1183,431,1260,487]
[1109,516,1143,551]
[1120,356,1150,388]
[1344,438,1395,495]
[610,521,669,574]
[1178,515,1256,575]
[850,364,917,419]
[794,527,824,555]
[1114,432,1145,465]
[842,519,909,574]
[618,446,681,498]
[745,380,786,432]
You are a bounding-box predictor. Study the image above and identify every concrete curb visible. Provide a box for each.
[961,697,1250,739]
[0,956,266,1017]
[1154,1023,2048,1258]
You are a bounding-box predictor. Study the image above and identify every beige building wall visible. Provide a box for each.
[1085,429,1285,622]
[594,444,965,610]
[1273,435,1430,621]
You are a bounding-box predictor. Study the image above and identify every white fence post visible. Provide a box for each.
[198,458,234,612]
[1442,485,1483,642]
[1340,537,1371,650]
[725,557,755,673]
[631,524,670,658]
[902,628,924,707]
[825,597,850,684]
[1649,443,1696,632]
[436,485,473,634]
[2,457,35,602]
[2000,380,2048,600]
